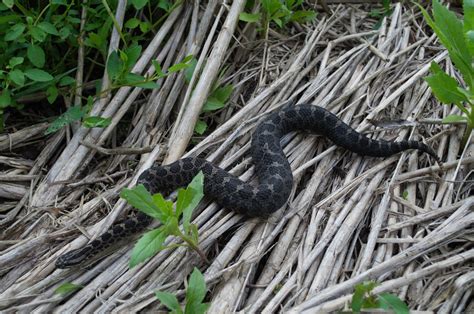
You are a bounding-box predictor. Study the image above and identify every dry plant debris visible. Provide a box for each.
[0,1,473,313]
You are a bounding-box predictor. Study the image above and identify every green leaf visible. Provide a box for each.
[38,21,59,35]
[59,26,71,40]
[27,45,46,68]
[351,283,366,312]
[465,0,474,56]
[290,10,316,23]
[153,193,174,218]
[131,0,148,10]
[418,0,474,88]
[153,60,165,77]
[45,106,84,134]
[134,80,160,89]
[46,85,58,103]
[5,23,25,41]
[125,18,141,29]
[83,116,112,128]
[120,184,164,221]
[425,62,468,105]
[202,98,225,112]
[155,291,183,313]
[130,227,168,267]
[402,190,408,200]
[378,293,409,314]
[24,68,53,82]
[54,282,83,295]
[442,114,468,123]
[169,56,193,73]
[184,58,197,83]
[59,75,75,86]
[239,12,261,23]
[0,90,12,109]
[2,0,14,8]
[164,216,179,236]
[124,45,142,71]
[185,268,208,314]
[194,120,207,135]
[107,51,122,80]
[30,26,47,41]
[158,0,173,12]
[181,171,204,232]
[9,57,24,68]
[8,69,25,86]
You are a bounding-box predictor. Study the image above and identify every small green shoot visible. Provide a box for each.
[368,0,393,29]
[351,281,409,314]
[155,267,209,314]
[54,282,84,295]
[120,171,207,268]
[416,0,474,148]
[239,0,316,32]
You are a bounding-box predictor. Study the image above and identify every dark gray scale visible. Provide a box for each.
[56,104,440,268]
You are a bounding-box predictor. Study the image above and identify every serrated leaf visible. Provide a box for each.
[239,12,261,23]
[130,227,168,267]
[24,68,53,82]
[83,116,111,128]
[155,291,183,313]
[194,120,207,135]
[418,0,474,88]
[153,193,174,218]
[38,21,59,35]
[378,293,409,314]
[442,114,468,123]
[54,282,83,295]
[185,268,207,314]
[8,69,25,86]
[425,62,468,105]
[120,184,164,221]
[47,85,58,103]
[5,23,25,41]
[27,45,46,68]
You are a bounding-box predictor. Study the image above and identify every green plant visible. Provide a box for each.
[120,171,207,267]
[351,281,409,314]
[368,0,394,29]
[155,267,209,314]
[239,0,316,31]
[183,58,234,135]
[54,282,84,295]
[417,0,474,147]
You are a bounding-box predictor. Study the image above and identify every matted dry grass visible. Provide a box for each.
[0,1,473,313]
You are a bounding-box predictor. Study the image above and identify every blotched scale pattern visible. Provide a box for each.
[56,104,439,268]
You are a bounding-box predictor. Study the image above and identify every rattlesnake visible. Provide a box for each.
[56,104,440,268]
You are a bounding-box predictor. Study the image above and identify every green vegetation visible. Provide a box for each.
[0,0,181,133]
[156,267,209,314]
[351,281,409,314]
[120,171,207,267]
[54,282,84,295]
[239,0,316,31]
[368,0,393,29]
[417,0,474,147]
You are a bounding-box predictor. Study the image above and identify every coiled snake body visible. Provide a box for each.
[56,104,439,268]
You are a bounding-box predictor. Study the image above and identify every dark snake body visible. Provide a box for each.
[56,104,439,268]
